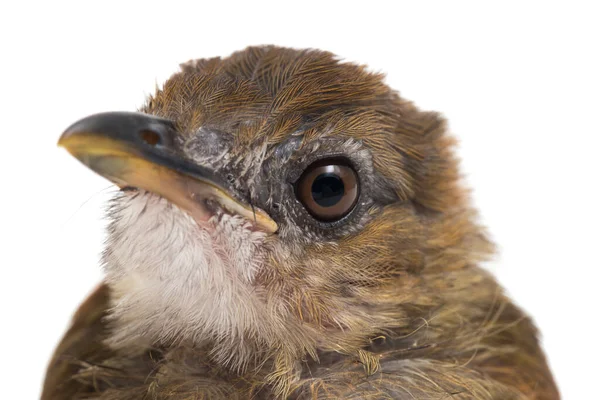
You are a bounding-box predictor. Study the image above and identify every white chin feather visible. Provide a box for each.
[102,191,270,348]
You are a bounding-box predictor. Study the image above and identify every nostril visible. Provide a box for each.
[139,129,162,146]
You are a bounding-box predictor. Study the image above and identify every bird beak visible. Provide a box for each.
[58,112,278,233]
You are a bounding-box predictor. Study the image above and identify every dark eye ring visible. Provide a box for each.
[295,160,359,222]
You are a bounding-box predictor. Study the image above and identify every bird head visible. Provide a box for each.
[59,46,492,373]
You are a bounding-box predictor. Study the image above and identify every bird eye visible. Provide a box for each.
[296,160,359,222]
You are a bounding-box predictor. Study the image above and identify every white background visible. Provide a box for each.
[1,1,598,399]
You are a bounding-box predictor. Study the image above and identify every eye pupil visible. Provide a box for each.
[312,173,344,207]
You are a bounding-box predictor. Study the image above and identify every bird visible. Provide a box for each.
[43,46,559,400]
